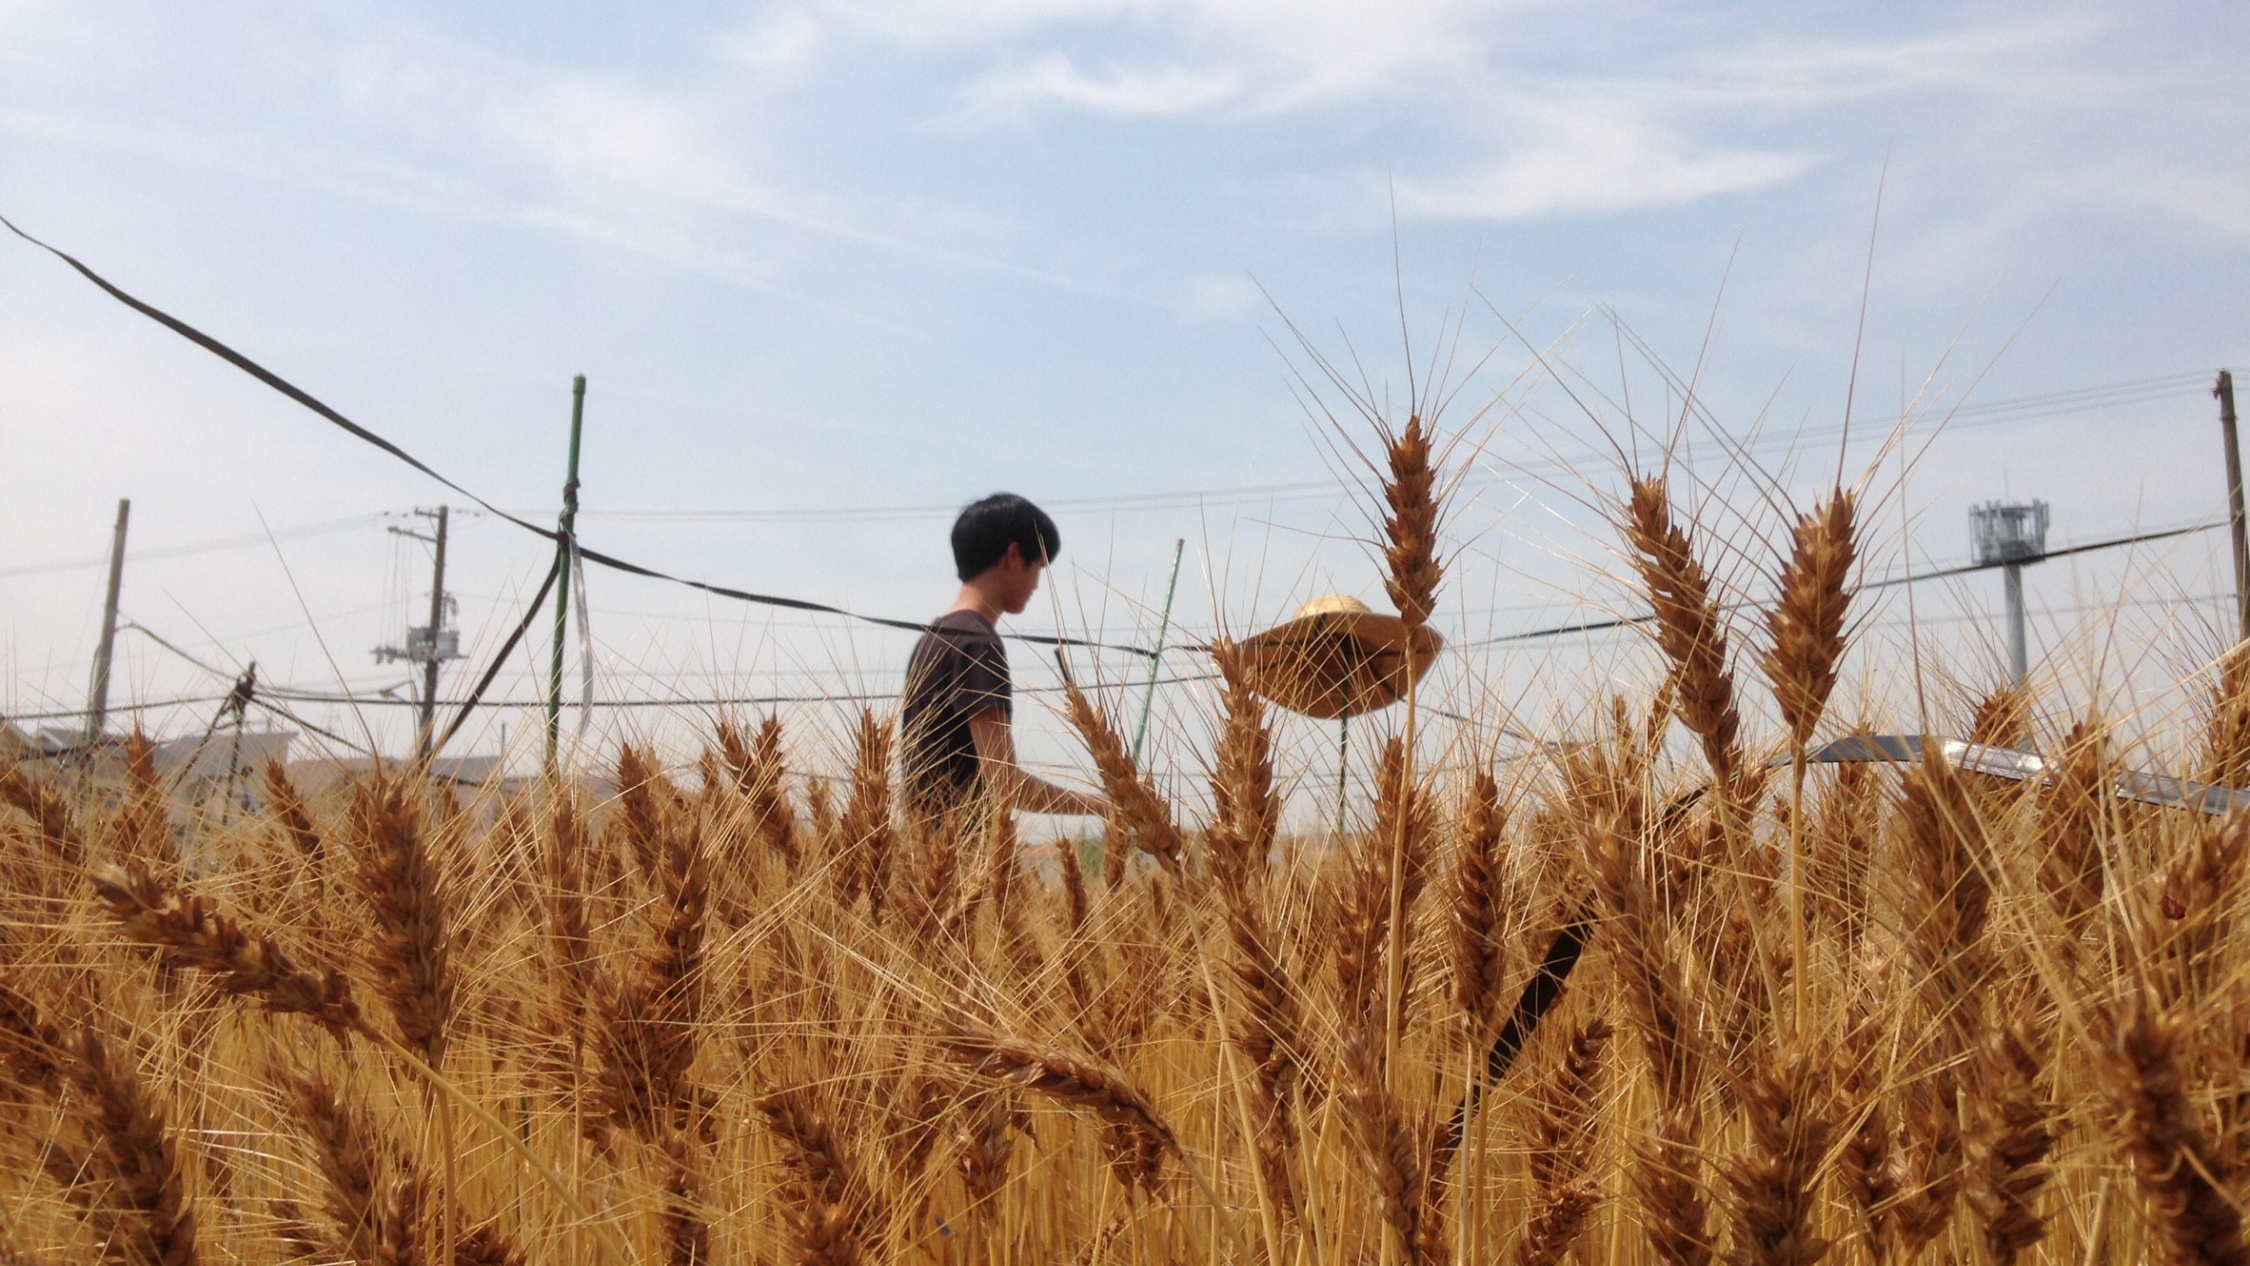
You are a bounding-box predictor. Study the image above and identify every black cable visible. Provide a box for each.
[1444,906,1594,1149]
[430,558,559,757]
[0,214,1155,661]
[1466,520,2226,647]
[246,696,374,757]
[9,213,2216,663]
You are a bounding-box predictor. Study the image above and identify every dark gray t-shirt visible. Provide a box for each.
[900,609,1010,816]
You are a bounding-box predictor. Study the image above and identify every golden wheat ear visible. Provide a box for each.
[938,1017,1180,1169]
[1446,768,1509,1042]
[1515,1017,1611,1266]
[1,762,85,868]
[839,708,897,917]
[2204,646,2250,787]
[758,1083,880,1265]
[1060,677,1183,879]
[1380,413,1445,632]
[1722,1052,1836,1266]
[2099,1001,2249,1266]
[60,1025,202,1266]
[1621,474,1747,795]
[341,775,457,1070]
[1761,487,1858,753]
[283,1072,387,1266]
[261,759,322,861]
[89,859,367,1043]
[1965,1015,2058,1266]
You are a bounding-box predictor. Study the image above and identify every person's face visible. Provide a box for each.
[998,543,1046,615]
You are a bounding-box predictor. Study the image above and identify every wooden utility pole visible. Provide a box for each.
[2219,370,2248,643]
[85,498,131,742]
[416,505,451,760]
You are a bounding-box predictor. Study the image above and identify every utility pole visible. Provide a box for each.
[546,375,587,768]
[1130,538,1186,764]
[2219,370,2248,644]
[417,505,451,759]
[2002,561,2029,687]
[84,498,131,743]
[373,508,459,761]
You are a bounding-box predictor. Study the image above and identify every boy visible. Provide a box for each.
[900,494,1107,821]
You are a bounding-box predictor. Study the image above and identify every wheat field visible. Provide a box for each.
[5,405,2250,1266]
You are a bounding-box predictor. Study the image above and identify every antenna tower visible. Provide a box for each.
[1969,499,2050,687]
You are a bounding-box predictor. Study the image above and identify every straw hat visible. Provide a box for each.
[1227,594,1442,719]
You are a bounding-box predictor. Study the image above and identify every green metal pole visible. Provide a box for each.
[1334,637,1360,839]
[545,375,586,767]
[1130,538,1186,764]
[1335,711,1350,839]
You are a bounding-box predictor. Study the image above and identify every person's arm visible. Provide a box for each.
[968,707,1105,816]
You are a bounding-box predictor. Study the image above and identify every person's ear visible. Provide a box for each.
[1002,541,1026,570]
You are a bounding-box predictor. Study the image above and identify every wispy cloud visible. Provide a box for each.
[955,53,1245,119]
[0,11,1116,308]
[814,0,1504,113]
[1397,99,1814,219]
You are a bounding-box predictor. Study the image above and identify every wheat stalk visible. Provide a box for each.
[1761,486,1857,1033]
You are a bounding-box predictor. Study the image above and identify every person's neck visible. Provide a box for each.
[948,581,1004,625]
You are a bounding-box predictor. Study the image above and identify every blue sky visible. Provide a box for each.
[3,0,2246,788]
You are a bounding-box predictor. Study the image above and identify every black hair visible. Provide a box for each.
[951,493,1061,580]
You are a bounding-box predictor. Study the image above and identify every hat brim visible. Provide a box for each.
[1230,609,1442,719]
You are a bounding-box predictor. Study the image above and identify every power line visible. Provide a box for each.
[0,214,1155,660]
[1468,520,2227,646]
[554,372,2212,525]
[0,515,377,580]
[4,214,2228,690]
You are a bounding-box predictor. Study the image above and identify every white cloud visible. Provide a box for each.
[1389,16,2126,224]
[816,0,1504,112]
[956,52,1244,118]
[1177,272,1263,321]
[1688,17,2106,109]
[719,11,825,79]
[1398,102,1814,219]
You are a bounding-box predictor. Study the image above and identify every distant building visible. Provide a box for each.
[284,754,504,795]
[156,729,296,785]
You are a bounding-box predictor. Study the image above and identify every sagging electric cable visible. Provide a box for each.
[0,214,1156,662]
